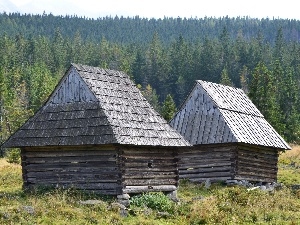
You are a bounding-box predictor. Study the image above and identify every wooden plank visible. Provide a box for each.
[123,179,177,186]
[122,167,177,172]
[123,185,177,193]
[237,165,277,175]
[237,161,278,170]
[235,171,276,179]
[123,174,176,179]
[238,155,277,165]
[25,145,116,151]
[180,171,232,179]
[25,150,117,157]
[122,162,177,168]
[179,166,232,175]
[179,161,232,169]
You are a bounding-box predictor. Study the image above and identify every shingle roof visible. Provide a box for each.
[170,80,290,150]
[3,64,190,148]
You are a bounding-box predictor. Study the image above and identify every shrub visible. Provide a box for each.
[5,148,21,164]
[130,192,176,214]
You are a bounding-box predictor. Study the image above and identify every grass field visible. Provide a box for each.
[1,147,300,224]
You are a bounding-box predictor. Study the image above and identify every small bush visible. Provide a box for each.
[130,192,176,213]
[5,148,21,164]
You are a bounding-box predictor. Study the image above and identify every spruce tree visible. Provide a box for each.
[161,94,177,121]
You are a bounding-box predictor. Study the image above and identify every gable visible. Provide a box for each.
[170,80,291,150]
[47,67,97,104]
[170,84,237,145]
[3,64,190,148]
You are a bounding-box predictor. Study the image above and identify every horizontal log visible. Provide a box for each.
[122,167,177,172]
[123,185,177,193]
[237,149,278,159]
[124,171,177,177]
[121,151,175,157]
[179,166,232,175]
[26,156,117,163]
[237,161,277,170]
[25,165,118,172]
[179,171,232,179]
[237,164,277,175]
[27,177,119,183]
[179,153,234,162]
[235,171,276,179]
[238,144,278,154]
[25,162,117,169]
[121,148,176,154]
[123,179,177,186]
[178,145,233,154]
[238,155,277,165]
[121,155,175,160]
[25,150,117,158]
[25,145,116,151]
[179,161,232,169]
[122,162,177,168]
[121,158,176,164]
[123,174,177,179]
[27,170,120,178]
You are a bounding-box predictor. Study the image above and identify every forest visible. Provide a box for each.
[1,13,300,146]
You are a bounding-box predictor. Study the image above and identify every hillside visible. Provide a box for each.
[1,13,300,147]
[1,147,300,224]
[0,13,300,44]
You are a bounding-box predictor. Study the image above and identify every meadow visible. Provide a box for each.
[1,146,300,224]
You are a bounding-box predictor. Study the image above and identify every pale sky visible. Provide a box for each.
[9,0,300,20]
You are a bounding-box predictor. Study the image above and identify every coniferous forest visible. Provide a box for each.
[1,13,300,146]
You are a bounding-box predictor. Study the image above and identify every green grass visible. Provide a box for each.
[1,146,300,224]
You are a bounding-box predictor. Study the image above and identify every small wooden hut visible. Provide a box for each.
[170,80,290,183]
[3,64,189,196]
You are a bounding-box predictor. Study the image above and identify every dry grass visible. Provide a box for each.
[279,144,300,163]
[1,145,300,224]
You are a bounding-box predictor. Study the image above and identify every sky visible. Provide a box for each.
[8,0,300,20]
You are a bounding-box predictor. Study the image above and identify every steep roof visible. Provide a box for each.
[170,80,290,150]
[3,64,189,148]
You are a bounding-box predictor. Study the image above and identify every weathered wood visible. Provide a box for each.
[123,185,177,193]
[48,68,97,104]
[22,148,122,195]
[123,179,177,186]
[120,147,178,193]
[180,171,232,179]
[179,166,232,175]
[179,161,232,169]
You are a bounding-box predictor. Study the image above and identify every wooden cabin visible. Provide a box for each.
[170,80,290,183]
[3,64,189,196]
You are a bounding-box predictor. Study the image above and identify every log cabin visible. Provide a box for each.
[2,64,190,197]
[170,80,291,183]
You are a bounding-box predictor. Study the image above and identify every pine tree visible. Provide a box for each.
[249,62,285,135]
[161,94,177,121]
[220,67,233,86]
[142,84,160,112]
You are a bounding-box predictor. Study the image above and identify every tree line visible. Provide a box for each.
[1,13,300,145]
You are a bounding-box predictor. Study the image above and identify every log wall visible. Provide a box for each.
[235,144,279,182]
[178,144,279,183]
[178,144,235,182]
[22,146,122,195]
[120,146,178,194]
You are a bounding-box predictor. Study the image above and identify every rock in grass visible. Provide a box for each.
[21,206,35,215]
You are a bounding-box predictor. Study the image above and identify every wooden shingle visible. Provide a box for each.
[170,80,290,150]
[3,64,189,148]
